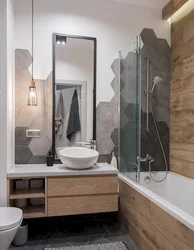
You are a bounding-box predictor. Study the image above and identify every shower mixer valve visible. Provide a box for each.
[137,154,154,163]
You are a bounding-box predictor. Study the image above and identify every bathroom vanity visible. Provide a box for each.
[7,163,118,219]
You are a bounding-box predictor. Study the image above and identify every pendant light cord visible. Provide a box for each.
[32,0,34,81]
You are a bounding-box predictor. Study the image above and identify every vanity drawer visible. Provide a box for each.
[47,175,118,197]
[48,194,118,216]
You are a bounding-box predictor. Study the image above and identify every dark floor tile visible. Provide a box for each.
[84,224,105,237]
[104,222,120,233]
[124,235,136,250]
[105,230,128,243]
[65,223,86,236]
[66,235,92,246]
[88,237,109,245]
[46,231,69,243]
[26,239,51,250]
[9,246,27,250]
[48,242,70,248]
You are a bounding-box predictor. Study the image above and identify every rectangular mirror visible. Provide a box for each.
[52,34,97,160]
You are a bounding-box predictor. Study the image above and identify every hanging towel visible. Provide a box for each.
[55,91,65,135]
[66,89,81,141]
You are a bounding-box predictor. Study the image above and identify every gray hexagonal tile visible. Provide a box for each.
[15,146,33,164]
[120,144,137,166]
[140,28,157,46]
[98,154,111,163]
[125,51,137,70]
[141,144,155,158]
[156,121,169,137]
[29,156,46,164]
[16,106,35,127]
[113,145,119,159]
[124,103,137,120]
[97,102,116,122]
[110,129,118,145]
[15,127,32,146]
[111,78,117,93]
[15,49,32,76]
[119,59,125,74]
[141,112,154,130]
[141,127,156,146]
[155,38,170,56]
[111,59,119,76]
[97,136,114,155]
[120,78,125,91]
[141,44,158,67]
[28,136,51,156]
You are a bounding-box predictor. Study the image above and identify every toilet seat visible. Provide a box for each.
[0,207,23,231]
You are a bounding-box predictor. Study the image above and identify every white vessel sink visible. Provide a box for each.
[59,147,99,170]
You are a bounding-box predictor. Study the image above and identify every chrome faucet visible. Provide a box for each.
[77,140,96,150]
[137,154,154,163]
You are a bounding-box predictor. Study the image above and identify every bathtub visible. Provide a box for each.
[119,171,194,231]
[119,171,194,249]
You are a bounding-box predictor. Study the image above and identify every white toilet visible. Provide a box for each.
[0,207,23,250]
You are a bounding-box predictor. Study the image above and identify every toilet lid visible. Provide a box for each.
[0,207,23,231]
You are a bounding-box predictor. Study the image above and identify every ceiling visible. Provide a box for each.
[112,0,170,9]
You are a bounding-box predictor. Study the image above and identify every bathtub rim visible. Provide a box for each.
[119,172,194,231]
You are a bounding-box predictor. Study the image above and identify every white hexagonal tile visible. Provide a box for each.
[16,106,35,127]
[97,136,114,155]
[28,136,51,156]
[15,49,32,76]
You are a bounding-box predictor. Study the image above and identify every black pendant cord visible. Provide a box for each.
[32,0,34,81]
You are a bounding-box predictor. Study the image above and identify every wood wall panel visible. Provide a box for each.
[119,179,194,250]
[162,0,189,20]
[170,8,194,178]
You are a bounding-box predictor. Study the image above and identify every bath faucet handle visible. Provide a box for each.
[137,155,154,163]
[146,154,154,162]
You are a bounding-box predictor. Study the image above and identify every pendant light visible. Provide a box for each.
[28,0,37,106]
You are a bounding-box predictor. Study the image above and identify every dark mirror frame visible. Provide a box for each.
[52,33,97,161]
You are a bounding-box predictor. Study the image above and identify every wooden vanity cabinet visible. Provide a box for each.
[47,175,118,217]
[7,174,118,218]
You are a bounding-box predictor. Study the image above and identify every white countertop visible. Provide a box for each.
[7,163,118,178]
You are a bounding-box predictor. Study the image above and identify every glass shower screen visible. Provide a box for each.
[119,36,141,182]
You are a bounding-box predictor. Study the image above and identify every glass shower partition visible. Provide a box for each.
[118,36,141,182]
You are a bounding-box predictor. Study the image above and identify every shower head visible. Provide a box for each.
[149,76,162,93]
[153,76,162,85]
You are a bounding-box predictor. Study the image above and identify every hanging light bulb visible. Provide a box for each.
[28,80,37,106]
[28,0,38,106]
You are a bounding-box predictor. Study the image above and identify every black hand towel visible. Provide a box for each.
[66,89,81,141]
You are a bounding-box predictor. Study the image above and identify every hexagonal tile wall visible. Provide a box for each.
[15,49,52,164]
[140,28,170,172]
[97,59,119,162]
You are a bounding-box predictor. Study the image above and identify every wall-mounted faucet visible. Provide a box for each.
[77,140,96,150]
[137,154,154,163]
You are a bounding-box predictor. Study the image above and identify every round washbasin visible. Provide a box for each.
[59,147,99,170]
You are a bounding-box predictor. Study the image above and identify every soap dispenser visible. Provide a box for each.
[47,151,54,167]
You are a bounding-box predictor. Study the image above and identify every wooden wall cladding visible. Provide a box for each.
[119,180,194,250]
[162,0,189,20]
[170,8,194,178]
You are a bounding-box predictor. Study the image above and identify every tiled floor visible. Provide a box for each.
[10,216,139,250]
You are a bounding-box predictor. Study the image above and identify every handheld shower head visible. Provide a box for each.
[153,76,162,85]
[150,76,162,93]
